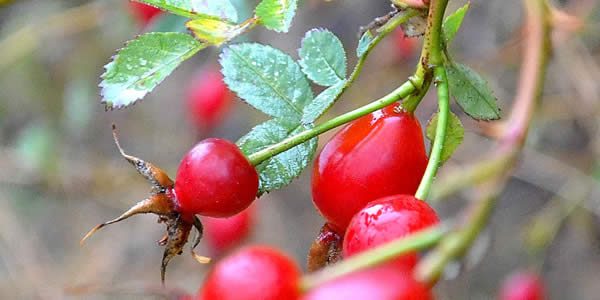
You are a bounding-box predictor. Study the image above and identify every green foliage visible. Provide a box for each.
[442,2,470,45]
[147,13,188,33]
[186,17,251,46]
[220,43,313,122]
[255,0,298,32]
[136,0,238,21]
[356,31,374,58]
[426,111,464,164]
[446,63,501,120]
[238,120,317,193]
[301,80,346,124]
[299,29,347,86]
[100,33,204,110]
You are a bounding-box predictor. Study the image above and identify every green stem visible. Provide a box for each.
[415,65,449,200]
[247,80,417,165]
[300,224,447,291]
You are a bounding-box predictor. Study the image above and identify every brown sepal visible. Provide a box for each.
[307,223,343,272]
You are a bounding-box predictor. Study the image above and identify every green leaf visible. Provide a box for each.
[137,0,238,22]
[442,2,470,45]
[186,17,253,46]
[298,29,347,86]
[101,32,204,110]
[255,0,298,32]
[356,30,374,58]
[426,111,464,163]
[220,43,313,121]
[238,120,317,193]
[447,63,501,120]
[301,80,345,124]
[147,13,188,33]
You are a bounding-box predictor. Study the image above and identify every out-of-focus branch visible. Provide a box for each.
[416,0,553,284]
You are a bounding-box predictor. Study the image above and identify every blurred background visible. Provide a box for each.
[0,0,599,299]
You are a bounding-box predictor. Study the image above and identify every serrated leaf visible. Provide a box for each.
[101,32,204,110]
[301,80,345,124]
[137,0,238,22]
[447,63,501,120]
[356,31,374,58]
[220,43,313,121]
[238,120,317,193]
[255,0,297,32]
[442,2,470,45]
[186,17,253,45]
[298,29,347,86]
[426,111,464,163]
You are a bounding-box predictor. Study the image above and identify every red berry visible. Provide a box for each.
[186,68,233,131]
[312,104,428,233]
[301,265,432,300]
[128,2,162,26]
[201,203,255,254]
[343,195,439,270]
[175,138,258,218]
[197,246,301,300]
[393,29,417,61]
[499,270,546,300]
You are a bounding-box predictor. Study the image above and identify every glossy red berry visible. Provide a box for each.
[312,104,428,233]
[128,2,162,26]
[175,138,259,218]
[343,195,439,270]
[201,203,255,254]
[186,68,233,130]
[499,270,546,300]
[197,246,301,300]
[301,265,432,300]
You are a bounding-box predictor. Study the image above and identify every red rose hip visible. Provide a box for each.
[301,265,432,300]
[499,270,546,300]
[197,246,301,300]
[186,68,233,131]
[312,104,428,233]
[175,138,258,218]
[343,195,439,270]
[129,2,162,26]
[201,203,256,254]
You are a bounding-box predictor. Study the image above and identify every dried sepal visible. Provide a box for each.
[112,124,174,191]
[191,216,211,264]
[307,223,342,272]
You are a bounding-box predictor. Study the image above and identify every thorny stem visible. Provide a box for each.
[415,0,552,284]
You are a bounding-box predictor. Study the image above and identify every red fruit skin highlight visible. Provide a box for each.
[175,138,258,218]
[312,105,428,233]
[197,246,301,300]
[343,195,439,270]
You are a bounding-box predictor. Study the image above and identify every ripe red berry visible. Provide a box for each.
[128,2,162,26]
[175,138,259,218]
[343,195,439,270]
[393,29,417,61]
[197,246,301,300]
[312,104,428,233]
[201,203,255,254]
[301,265,432,300]
[499,270,546,300]
[186,68,233,131]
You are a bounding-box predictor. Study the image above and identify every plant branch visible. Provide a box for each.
[415,0,552,284]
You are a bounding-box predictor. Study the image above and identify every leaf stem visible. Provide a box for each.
[299,224,448,291]
[415,65,449,200]
[247,80,417,165]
